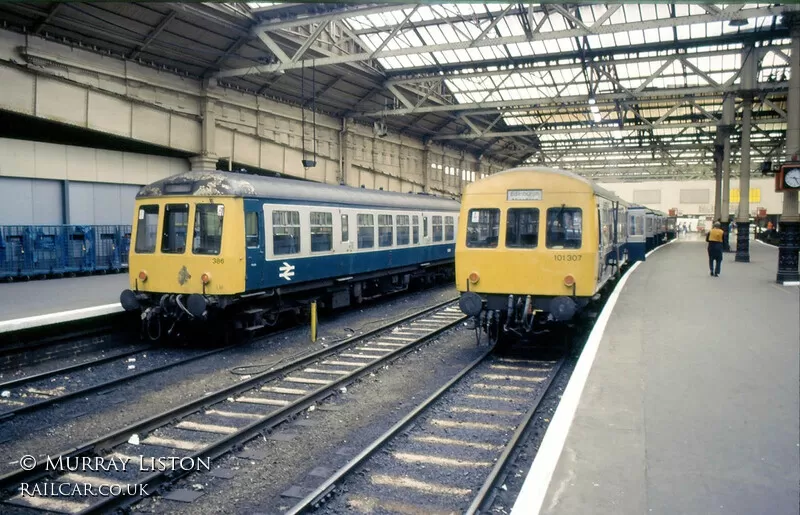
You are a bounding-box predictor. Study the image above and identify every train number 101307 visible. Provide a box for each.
[553,254,582,262]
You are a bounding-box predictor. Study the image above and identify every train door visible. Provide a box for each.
[244,199,265,288]
[336,209,355,254]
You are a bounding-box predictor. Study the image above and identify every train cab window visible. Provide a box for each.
[397,215,410,245]
[378,215,393,247]
[357,214,375,249]
[506,208,539,248]
[546,208,582,249]
[273,210,300,255]
[341,214,349,242]
[445,216,455,241]
[310,212,333,252]
[412,215,420,244]
[135,205,159,253]
[245,212,259,248]
[193,204,224,255]
[161,203,189,254]
[432,216,443,242]
[466,208,500,248]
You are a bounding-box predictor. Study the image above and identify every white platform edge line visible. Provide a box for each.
[510,241,672,515]
[755,239,779,249]
[0,303,124,334]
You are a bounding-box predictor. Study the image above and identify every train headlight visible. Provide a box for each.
[201,273,211,285]
[138,270,148,282]
[468,272,480,284]
[563,275,575,287]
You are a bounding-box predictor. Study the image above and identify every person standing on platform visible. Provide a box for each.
[706,221,724,277]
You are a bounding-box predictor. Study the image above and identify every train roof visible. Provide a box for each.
[466,166,625,203]
[137,171,460,211]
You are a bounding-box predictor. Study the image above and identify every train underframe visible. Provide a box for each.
[121,261,454,342]
[459,273,626,347]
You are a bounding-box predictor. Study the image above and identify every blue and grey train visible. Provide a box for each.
[121,171,460,337]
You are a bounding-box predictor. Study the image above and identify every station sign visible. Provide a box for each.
[507,189,543,201]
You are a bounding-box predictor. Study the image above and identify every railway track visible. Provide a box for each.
[0,298,464,514]
[0,343,239,420]
[286,352,564,515]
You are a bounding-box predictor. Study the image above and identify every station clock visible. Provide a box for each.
[776,162,800,191]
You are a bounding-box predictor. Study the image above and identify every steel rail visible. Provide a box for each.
[464,356,566,515]
[78,299,464,515]
[0,343,240,421]
[285,348,493,515]
[0,344,153,390]
[0,297,458,497]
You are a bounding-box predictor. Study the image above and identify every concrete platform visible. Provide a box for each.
[0,274,127,333]
[512,239,800,515]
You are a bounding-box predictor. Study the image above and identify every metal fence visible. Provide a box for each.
[0,225,131,280]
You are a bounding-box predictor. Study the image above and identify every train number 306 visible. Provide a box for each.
[554,254,582,262]
[212,258,225,265]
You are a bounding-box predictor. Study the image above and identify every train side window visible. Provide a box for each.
[193,204,225,255]
[397,215,410,245]
[135,205,159,253]
[423,216,428,238]
[245,212,259,248]
[432,216,443,242]
[466,208,500,248]
[162,203,189,254]
[310,212,333,252]
[378,214,393,247]
[444,216,455,241]
[546,208,582,249]
[412,215,420,244]
[357,214,375,249]
[273,210,300,255]
[341,214,349,242]
[506,208,539,248]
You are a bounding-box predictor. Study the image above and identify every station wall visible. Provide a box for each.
[0,29,509,199]
[598,177,784,216]
[0,137,188,225]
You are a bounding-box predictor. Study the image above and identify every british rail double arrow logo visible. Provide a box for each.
[279,262,295,281]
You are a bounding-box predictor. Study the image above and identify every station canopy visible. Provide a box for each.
[0,2,793,180]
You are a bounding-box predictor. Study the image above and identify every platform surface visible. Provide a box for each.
[0,274,127,322]
[516,239,800,515]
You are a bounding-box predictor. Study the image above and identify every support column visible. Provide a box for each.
[778,11,800,284]
[713,136,723,222]
[736,45,757,262]
[190,97,218,171]
[720,93,735,251]
[422,140,431,193]
[338,118,351,186]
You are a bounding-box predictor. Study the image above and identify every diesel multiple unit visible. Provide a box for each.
[456,166,666,343]
[120,171,460,339]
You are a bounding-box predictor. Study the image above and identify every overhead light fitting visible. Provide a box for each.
[728,18,749,27]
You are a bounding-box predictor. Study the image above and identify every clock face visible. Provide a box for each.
[785,168,800,188]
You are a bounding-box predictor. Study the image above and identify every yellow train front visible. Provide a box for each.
[456,167,627,342]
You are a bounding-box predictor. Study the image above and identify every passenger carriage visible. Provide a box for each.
[455,167,630,341]
[121,171,460,339]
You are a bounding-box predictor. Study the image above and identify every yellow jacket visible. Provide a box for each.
[707,228,724,243]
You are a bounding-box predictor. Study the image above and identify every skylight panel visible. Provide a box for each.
[614,31,631,47]
[629,30,645,46]
[643,28,660,42]
[549,13,568,32]
[690,23,706,39]
[675,5,690,17]
[579,5,597,23]
[411,6,435,22]
[544,39,560,54]
[640,4,657,21]
[599,33,615,47]
[659,27,673,42]
[609,6,626,25]
[623,4,642,23]
[361,34,381,52]
[707,21,724,37]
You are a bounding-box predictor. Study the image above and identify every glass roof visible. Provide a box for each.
[337,3,790,172]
